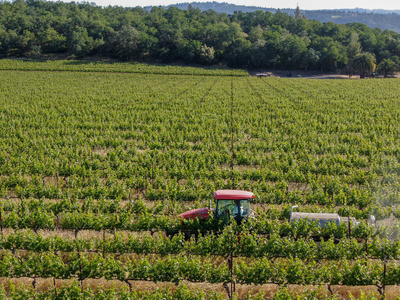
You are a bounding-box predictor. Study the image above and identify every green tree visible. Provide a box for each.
[155,24,183,62]
[0,29,35,56]
[294,5,302,20]
[347,32,362,76]
[198,44,215,65]
[377,58,398,78]
[67,27,99,58]
[224,38,251,67]
[386,37,400,57]
[353,52,376,78]
[312,37,347,71]
[205,22,244,55]
[262,31,282,68]
[248,26,263,43]
[249,39,269,68]
[38,27,67,53]
[107,25,140,61]
[176,39,200,63]
[303,48,320,71]
[278,31,309,69]
[347,32,362,59]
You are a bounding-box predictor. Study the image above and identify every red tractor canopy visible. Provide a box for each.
[214,190,255,200]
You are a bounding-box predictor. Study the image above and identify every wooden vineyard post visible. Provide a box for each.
[383,256,387,300]
[103,229,106,258]
[125,279,133,292]
[230,230,235,298]
[230,79,235,190]
[78,251,84,293]
[0,209,3,237]
[223,282,231,299]
[377,256,387,300]
[53,277,57,298]
[327,284,333,295]
[32,277,37,297]
[20,197,25,213]
[348,215,351,238]
[224,226,236,299]
[56,214,60,230]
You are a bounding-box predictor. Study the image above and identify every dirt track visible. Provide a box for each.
[250,69,400,79]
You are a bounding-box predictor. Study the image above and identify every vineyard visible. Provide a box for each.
[1,60,400,299]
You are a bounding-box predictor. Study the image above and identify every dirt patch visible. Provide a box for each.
[250,69,358,79]
[92,149,108,157]
[187,141,203,147]
[287,182,310,193]
[219,164,256,171]
[136,149,148,154]
[43,176,60,186]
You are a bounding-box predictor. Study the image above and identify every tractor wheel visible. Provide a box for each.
[165,230,177,239]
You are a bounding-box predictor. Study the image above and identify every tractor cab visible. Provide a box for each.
[214,190,255,224]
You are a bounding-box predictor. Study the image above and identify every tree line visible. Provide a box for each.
[1,0,400,76]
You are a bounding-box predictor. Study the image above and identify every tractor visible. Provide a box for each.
[175,190,255,238]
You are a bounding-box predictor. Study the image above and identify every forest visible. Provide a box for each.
[0,0,400,74]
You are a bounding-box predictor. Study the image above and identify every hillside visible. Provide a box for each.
[160,2,400,33]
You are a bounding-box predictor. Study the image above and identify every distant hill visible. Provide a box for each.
[152,2,400,33]
[341,8,400,15]
[302,10,400,33]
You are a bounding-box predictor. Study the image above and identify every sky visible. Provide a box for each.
[81,0,400,10]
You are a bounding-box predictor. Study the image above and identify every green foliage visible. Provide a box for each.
[352,52,376,78]
[0,282,224,299]
[377,58,399,78]
[0,250,395,286]
[0,59,246,76]
[0,61,400,297]
[1,0,400,70]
